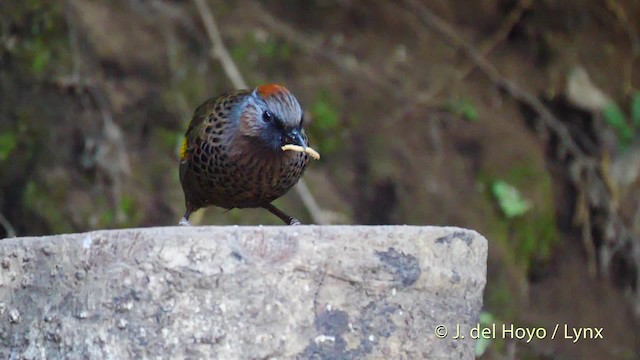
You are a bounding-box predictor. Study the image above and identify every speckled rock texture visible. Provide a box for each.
[0,226,487,359]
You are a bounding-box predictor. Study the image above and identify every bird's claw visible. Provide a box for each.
[178,217,192,226]
[289,218,302,226]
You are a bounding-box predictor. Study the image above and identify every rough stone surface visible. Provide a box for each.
[0,226,487,359]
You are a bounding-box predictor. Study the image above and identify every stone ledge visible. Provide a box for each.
[0,226,487,359]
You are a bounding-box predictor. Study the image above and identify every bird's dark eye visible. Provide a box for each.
[263,110,273,123]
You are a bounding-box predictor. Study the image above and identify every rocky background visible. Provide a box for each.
[1,0,639,358]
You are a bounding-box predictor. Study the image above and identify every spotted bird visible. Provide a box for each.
[178,84,312,225]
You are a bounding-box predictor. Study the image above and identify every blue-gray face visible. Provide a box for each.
[239,85,306,151]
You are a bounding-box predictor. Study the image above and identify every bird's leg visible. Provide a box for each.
[263,203,301,225]
[178,204,195,226]
[178,212,192,226]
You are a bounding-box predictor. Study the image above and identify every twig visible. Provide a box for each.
[61,2,131,223]
[250,1,396,92]
[404,0,618,276]
[404,0,587,160]
[0,212,16,238]
[194,0,246,89]
[163,24,192,115]
[193,0,332,224]
[386,0,531,127]
[605,0,639,94]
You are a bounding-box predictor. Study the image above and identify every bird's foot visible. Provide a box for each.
[289,218,302,226]
[178,217,192,226]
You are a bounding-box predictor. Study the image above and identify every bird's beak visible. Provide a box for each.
[283,128,307,148]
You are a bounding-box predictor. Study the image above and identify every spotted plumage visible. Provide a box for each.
[178,84,311,225]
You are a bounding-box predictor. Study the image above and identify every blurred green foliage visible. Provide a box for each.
[491,180,531,219]
[448,97,479,122]
[0,132,17,161]
[255,36,292,60]
[308,91,340,155]
[483,271,517,322]
[492,165,558,269]
[475,311,495,357]
[118,194,139,227]
[603,91,640,148]
[603,103,632,145]
[632,92,640,128]
[482,164,559,328]
[2,1,69,77]
[230,31,293,83]
[24,180,73,234]
[155,127,184,157]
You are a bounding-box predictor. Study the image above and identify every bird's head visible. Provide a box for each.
[236,84,307,151]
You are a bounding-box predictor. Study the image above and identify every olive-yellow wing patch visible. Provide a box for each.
[180,137,189,160]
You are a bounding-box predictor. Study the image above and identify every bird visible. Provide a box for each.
[178,84,317,226]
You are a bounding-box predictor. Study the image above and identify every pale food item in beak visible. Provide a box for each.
[281,144,321,160]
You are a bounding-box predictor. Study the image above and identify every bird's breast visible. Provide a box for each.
[233,149,307,196]
[190,141,309,208]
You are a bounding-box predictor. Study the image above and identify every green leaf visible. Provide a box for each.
[449,98,479,122]
[475,336,491,357]
[0,132,17,161]
[491,180,532,219]
[631,92,640,128]
[603,103,633,143]
[478,311,495,325]
[475,312,494,357]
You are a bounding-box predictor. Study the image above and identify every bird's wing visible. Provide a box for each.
[181,89,251,161]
